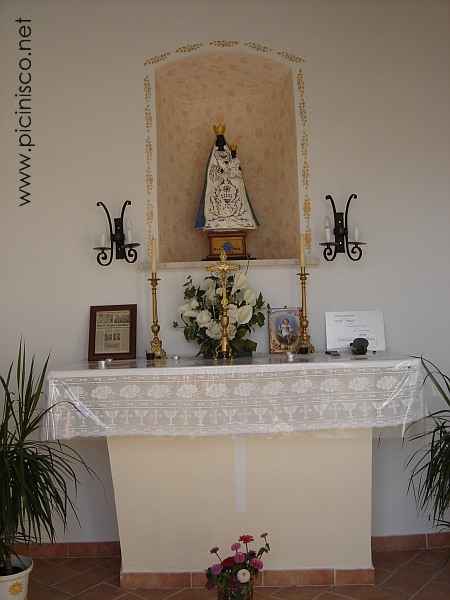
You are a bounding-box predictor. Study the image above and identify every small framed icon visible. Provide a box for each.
[268,307,301,353]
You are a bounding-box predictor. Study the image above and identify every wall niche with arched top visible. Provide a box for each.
[155,50,301,264]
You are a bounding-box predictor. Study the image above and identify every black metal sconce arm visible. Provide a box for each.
[93,201,140,267]
[319,193,366,262]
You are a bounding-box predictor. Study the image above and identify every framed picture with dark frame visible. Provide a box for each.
[268,307,301,353]
[88,304,137,361]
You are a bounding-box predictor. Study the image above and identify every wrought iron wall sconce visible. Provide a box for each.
[319,193,366,262]
[93,201,140,267]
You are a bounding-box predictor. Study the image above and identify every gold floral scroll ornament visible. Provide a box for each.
[9,581,24,596]
[244,41,272,53]
[144,52,171,65]
[209,40,239,48]
[175,43,203,53]
[277,50,305,63]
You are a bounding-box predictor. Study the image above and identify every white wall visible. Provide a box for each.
[0,0,449,541]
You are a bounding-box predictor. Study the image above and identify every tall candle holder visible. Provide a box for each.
[296,234,314,354]
[296,266,315,354]
[146,272,167,360]
[207,248,239,359]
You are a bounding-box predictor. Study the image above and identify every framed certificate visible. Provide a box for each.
[325,310,386,352]
[88,304,137,361]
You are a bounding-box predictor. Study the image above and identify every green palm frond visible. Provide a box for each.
[407,357,450,528]
[0,341,94,574]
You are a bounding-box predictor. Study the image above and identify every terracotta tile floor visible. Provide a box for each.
[27,549,450,600]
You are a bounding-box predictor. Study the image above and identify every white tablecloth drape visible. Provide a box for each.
[42,353,423,439]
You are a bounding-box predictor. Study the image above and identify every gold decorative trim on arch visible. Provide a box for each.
[144,75,154,268]
[175,42,204,54]
[209,40,240,48]
[277,50,305,63]
[144,52,171,65]
[243,41,273,53]
[295,69,312,243]
[144,40,313,266]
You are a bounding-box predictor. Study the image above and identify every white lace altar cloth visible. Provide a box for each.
[42,354,423,440]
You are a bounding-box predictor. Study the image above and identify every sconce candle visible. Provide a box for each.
[324,218,332,243]
[319,193,366,262]
[93,200,140,267]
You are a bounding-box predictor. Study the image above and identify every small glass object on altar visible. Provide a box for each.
[195,124,259,260]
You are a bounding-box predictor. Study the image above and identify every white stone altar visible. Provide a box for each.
[43,353,422,588]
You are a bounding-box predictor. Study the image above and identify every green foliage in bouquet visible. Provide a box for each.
[174,272,266,358]
[206,533,270,600]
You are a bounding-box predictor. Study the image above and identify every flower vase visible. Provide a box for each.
[234,350,253,359]
[218,580,254,600]
[200,350,254,360]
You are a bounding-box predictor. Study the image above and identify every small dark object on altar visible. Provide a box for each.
[350,338,369,355]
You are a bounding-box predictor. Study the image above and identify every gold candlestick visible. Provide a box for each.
[297,266,315,354]
[207,248,239,358]
[146,272,167,360]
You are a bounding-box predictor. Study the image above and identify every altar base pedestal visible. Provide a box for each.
[107,429,374,589]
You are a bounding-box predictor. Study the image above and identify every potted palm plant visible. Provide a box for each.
[408,357,450,529]
[0,343,93,600]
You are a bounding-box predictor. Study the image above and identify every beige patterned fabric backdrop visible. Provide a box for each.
[156,52,300,262]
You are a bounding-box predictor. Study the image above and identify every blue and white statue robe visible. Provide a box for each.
[195,134,259,231]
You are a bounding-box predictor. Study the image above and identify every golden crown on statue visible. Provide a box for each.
[213,123,226,135]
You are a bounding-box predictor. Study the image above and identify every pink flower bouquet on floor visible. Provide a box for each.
[206,533,270,600]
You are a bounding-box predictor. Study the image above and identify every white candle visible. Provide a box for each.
[100,233,106,248]
[324,217,332,243]
[151,238,157,273]
[299,234,305,268]
[354,226,360,242]
[126,227,133,244]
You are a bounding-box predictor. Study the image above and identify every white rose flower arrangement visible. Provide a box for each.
[174,272,266,358]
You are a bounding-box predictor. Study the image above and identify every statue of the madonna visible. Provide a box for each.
[195,124,259,232]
